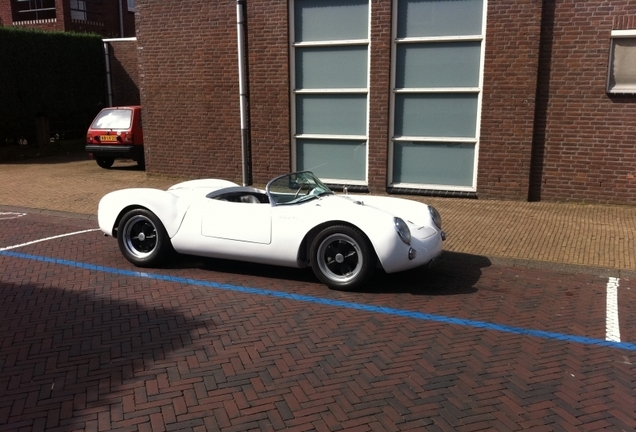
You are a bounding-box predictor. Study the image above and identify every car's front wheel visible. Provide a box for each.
[117,208,172,267]
[96,157,114,169]
[310,225,375,290]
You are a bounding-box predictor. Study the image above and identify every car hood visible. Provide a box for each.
[314,194,434,227]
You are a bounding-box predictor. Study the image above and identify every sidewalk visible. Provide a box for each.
[2,154,635,272]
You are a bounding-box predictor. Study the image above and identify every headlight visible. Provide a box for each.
[429,206,442,229]
[394,217,411,245]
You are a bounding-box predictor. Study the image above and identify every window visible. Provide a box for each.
[290,0,370,184]
[12,0,56,22]
[90,108,133,130]
[127,0,135,12]
[69,0,102,23]
[607,30,636,94]
[389,0,486,191]
[70,0,86,21]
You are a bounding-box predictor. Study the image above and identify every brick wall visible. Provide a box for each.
[0,0,66,31]
[244,0,395,189]
[367,0,392,191]
[245,0,292,185]
[0,0,134,38]
[532,1,636,204]
[0,2,10,26]
[478,0,543,200]
[136,0,547,197]
[133,0,636,204]
[136,0,243,181]
[107,39,140,107]
[64,0,135,38]
[246,0,396,189]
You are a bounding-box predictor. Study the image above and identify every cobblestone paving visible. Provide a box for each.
[0,213,634,431]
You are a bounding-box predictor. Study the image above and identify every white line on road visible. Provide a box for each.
[606,277,621,342]
[0,229,100,251]
[0,212,27,220]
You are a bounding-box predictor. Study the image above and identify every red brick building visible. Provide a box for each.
[129,1,636,203]
[0,0,136,38]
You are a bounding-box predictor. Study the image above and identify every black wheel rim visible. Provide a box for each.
[122,215,158,258]
[316,233,363,284]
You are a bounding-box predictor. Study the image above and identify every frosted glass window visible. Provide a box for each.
[607,37,636,94]
[296,46,368,89]
[397,0,483,38]
[292,0,369,182]
[295,0,369,42]
[297,139,367,181]
[396,42,481,88]
[393,142,475,187]
[296,94,367,135]
[395,94,478,138]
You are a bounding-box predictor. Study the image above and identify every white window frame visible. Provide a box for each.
[13,0,56,22]
[607,29,636,95]
[387,0,488,192]
[289,0,371,186]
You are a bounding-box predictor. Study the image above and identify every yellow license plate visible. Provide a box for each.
[100,135,118,142]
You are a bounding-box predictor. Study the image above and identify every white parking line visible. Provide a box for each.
[0,212,27,220]
[0,229,100,251]
[606,277,621,342]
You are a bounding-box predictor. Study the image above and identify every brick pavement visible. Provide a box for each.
[1,156,635,431]
[1,154,635,272]
[0,217,634,431]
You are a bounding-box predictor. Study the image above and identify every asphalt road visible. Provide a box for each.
[1,210,634,431]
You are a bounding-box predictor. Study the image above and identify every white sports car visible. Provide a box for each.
[98,171,446,290]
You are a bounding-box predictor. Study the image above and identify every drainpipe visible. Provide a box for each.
[236,0,250,186]
[103,42,113,106]
[118,0,124,37]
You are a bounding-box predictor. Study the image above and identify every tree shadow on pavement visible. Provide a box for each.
[0,281,209,431]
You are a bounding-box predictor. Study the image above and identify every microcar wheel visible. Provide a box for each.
[96,157,114,169]
[310,225,375,290]
[117,208,172,267]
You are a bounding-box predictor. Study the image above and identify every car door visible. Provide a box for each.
[201,200,272,244]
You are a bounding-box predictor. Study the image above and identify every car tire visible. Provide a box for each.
[96,157,115,169]
[117,208,173,267]
[310,225,375,290]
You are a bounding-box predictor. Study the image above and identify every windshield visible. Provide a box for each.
[266,171,333,205]
[91,108,133,130]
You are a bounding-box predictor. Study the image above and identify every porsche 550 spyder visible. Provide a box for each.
[98,171,446,290]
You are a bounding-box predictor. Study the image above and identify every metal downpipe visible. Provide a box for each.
[103,42,113,107]
[236,0,251,186]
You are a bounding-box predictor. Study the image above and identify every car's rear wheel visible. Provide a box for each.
[310,225,375,290]
[117,208,172,267]
[96,157,114,169]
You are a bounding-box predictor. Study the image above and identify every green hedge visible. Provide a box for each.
[0,27,107,146]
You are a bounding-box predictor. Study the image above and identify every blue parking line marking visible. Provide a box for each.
[3,250,636,352]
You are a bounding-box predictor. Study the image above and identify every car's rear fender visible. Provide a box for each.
[98,188,188,238]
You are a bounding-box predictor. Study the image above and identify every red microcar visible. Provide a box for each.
[85,106,144,169]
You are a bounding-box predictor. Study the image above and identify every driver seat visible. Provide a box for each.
[240,194,261,204]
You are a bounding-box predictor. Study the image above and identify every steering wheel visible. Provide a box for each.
[294,183,311,199]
